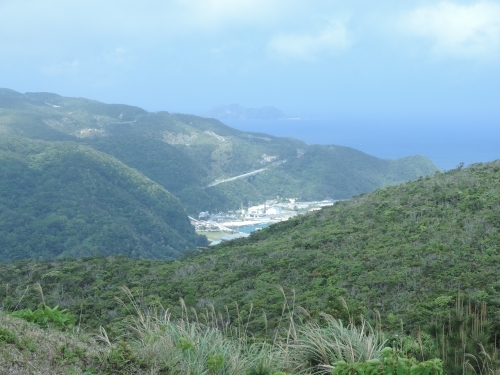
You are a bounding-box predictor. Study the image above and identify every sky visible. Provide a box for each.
[1,0,500,120]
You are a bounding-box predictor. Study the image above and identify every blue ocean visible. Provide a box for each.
[224,117,499,171]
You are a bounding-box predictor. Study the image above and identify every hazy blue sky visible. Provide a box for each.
[1,0,500,119]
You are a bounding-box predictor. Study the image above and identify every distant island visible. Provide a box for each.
[205,104,286,120]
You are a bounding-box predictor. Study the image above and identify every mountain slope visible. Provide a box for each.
[0,88,439,214]
[0,137,204,261]
[1,161,498,332]
[249,145,439,200]
[206,161,500,328]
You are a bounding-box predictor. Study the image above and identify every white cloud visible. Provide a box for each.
[267,21,350,61]
[401,1,500,60]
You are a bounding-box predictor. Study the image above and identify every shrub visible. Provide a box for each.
[10,304,76,330]
[0,325,18,345]
[332,347,443,375]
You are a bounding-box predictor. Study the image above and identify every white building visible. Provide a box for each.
[266,206,282,215]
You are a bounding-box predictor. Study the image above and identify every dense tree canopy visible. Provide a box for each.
[1,161,499,336]
[0,137,204,261]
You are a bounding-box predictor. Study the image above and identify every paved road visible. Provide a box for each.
[206,168,267,187]
[206,160,287,188]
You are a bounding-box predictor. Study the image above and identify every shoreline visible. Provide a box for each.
[219,220,275,228]
[219,216,296,228]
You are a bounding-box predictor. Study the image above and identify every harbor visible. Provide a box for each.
[192,198,337,245]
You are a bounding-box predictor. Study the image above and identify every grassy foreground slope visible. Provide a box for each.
[0,137,204,262]
[0,161,498,333]
[0,88,439,214]
[1,304,444,375]
[0,311,107,375]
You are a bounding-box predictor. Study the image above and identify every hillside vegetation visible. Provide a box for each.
[1,161,498,335]
[0,137,204,262]
[1,161,498,374]
[0,304,447,374]
[251,146,437,200]
[0,88,438,215]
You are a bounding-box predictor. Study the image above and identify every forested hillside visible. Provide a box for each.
[251,146,438,200]
[2,161,499,335]
[0,88,439,215]
[0,137,204,261]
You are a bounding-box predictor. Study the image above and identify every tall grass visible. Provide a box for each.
[287,313,387,374]
[425,295,500,375]
[2,284,454,374]
[115,286,289,374]
[114,287,388,375]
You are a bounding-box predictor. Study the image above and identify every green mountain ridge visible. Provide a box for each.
[251,146,438,200]
[0,137,203,262]
[0,88,439,216]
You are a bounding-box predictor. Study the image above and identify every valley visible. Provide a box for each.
[2,88,495,374]
[2,1,497,372]
[1,160,499,374]
[0,88,439,261]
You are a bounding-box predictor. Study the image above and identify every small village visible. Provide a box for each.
[191,198,337,246]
